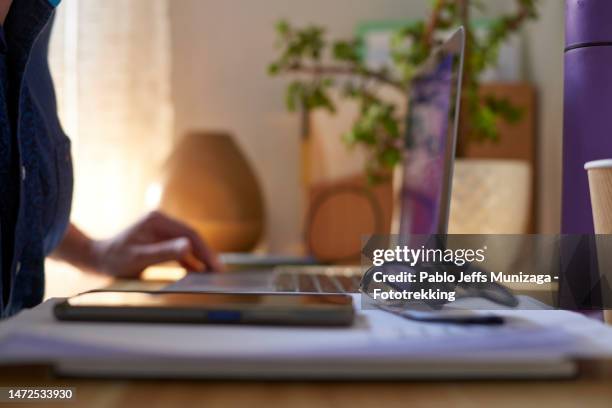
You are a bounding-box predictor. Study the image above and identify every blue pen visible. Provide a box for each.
[374,303,505,326]
[400,312,505,325]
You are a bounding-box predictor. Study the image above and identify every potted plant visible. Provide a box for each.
[268,0,539,233]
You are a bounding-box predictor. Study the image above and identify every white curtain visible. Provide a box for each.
[49,0,174,238]
[46,0,174,297]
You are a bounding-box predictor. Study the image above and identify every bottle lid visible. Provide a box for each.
[566,0,612,49]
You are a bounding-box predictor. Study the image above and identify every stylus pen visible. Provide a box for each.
[400,313,505,326]
[374,303,506,326]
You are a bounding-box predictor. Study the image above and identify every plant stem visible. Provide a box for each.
[423,0,448,48]
[504,0,536,31]
[285,63,405,92]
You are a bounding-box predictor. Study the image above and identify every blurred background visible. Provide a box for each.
[44,0,564,297]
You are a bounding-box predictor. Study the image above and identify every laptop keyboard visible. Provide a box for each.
[273,266,363,293]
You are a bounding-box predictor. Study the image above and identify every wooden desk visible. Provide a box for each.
[11,278,612,407]
[1,362,612,408]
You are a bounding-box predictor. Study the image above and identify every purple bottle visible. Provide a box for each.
[560,0,612,311]
[563,0,612,233]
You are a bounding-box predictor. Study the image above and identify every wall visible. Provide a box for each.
[169,0,566,252]
[523,0,564,233]
[169,0,430,253]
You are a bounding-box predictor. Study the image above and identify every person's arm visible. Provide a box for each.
[0,0,12,24]
[51,211,222,278]
[0,0,60,26]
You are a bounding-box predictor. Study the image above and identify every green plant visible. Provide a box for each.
[268,0,539,182]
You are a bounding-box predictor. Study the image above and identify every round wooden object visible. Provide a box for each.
[306,185,384,264]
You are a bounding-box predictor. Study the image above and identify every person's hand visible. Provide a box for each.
[91,211,222,278]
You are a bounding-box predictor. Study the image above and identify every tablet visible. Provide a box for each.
[54,291,354,326]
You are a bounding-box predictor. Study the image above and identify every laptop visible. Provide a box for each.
[182,27,466,295]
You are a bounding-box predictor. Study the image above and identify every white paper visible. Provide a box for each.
[1,294,612,366]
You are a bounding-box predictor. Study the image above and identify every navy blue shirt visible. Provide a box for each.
[0,0,72,318]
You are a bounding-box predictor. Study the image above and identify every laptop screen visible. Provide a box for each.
[397,30,464,237]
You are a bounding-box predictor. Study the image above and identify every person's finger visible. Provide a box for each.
[182,251,206,272]
[132,237,194,271]
[147,211,224,272]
